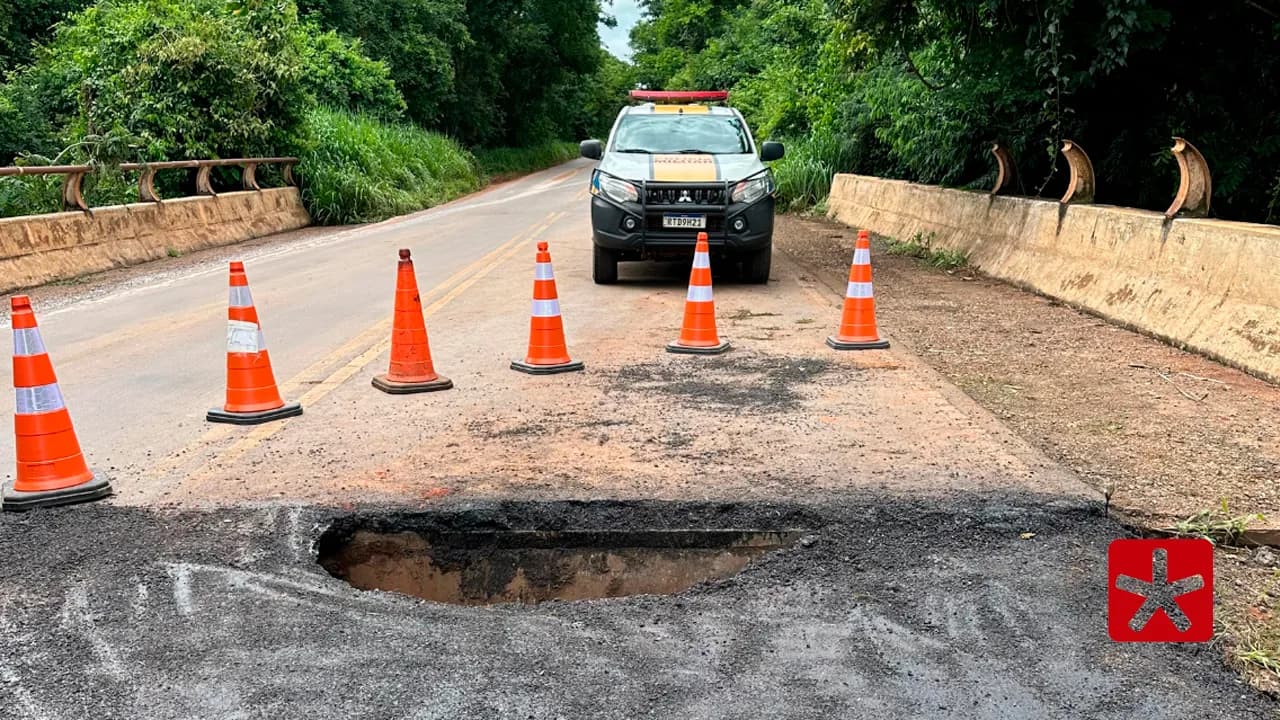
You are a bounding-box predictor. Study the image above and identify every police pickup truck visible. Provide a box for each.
[580,90,784,284]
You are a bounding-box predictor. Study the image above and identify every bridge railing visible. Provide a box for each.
[0,157,299,212]
[985,138,1212,220]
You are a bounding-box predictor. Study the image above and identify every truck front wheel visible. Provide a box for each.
[593,245,619,284]
[742,244,772,284]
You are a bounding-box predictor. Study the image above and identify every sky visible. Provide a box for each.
[599,0,643,61]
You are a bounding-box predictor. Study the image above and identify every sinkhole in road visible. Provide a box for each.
[317,519,804,606]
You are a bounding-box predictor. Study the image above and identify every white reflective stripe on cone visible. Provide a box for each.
[687,284,714,302]
[846,281,874,299]
[227,320,262,353]
[15,383,65,414]
[12,327,46,357]
[692,252,711,269]
[229,286,254,308]
[853,248,871,265]
[534,263,555,280]
[531,299,562,317]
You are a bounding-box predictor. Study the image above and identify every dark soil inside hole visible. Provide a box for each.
[318,522,805,605]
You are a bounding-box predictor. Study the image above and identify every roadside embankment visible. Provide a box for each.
[827,174,1280,383]
[0,188,309,294]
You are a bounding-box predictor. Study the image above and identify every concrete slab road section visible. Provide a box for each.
[0,160,1273,717]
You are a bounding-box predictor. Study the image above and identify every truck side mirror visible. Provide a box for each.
[580,140,604,160]
[761,141,785,162]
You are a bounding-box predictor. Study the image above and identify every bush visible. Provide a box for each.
[296,0,469,126]
[772,130,860,210]
[296,107,482,225]
[474,141,578,180]
[298,29,405,119]
[2,0,312,164]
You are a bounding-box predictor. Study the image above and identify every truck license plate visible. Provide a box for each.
[662,214,707,230]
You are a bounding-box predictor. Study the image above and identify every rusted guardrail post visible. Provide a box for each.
[61,168,90,212]
[195,162,216,197]
[241,161,260,191]
[990,143,1016,196]
[1,157,298,212]
[1059,140,1096,204]
[137,165,161,203]
[1165,137,1212,219]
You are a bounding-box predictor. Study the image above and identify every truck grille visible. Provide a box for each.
[645,185,726,206]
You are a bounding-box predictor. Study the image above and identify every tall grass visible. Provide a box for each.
[772,131,860,212]
[474,141,578,180]
[297,107,483,225]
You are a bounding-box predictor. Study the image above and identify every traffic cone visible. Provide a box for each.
[667,232,730,354]
[827,230,890,350]
[511,241,584,375]
[4,295,111,511]
[206,261,303,424]
[373,249,453,394]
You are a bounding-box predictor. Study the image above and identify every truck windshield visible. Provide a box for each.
[612,114,751,154]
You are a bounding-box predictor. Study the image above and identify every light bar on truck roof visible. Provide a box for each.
[629,90,729,103]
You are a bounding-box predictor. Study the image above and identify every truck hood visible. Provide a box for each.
[597,153,766,184]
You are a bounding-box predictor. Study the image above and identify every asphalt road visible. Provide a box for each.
[0,161,1275,717]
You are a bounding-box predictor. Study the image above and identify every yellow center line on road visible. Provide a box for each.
[179,210,567,483]
[146,212,561,489]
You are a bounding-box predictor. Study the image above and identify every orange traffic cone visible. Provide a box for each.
[511,241,584,375]
[827,230,890,350]
[667,232,730,354]
[373,249,453,394]
[4,295,111,511]
[206,261,303,424]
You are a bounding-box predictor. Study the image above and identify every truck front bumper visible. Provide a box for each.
[591,194,774,259]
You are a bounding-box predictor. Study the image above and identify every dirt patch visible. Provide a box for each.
[775,212,1280,692]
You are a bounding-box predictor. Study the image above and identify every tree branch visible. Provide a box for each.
[903,52,941,92]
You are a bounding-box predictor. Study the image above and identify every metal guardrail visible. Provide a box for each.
[0,157,299,212]
[987,139,1212,219]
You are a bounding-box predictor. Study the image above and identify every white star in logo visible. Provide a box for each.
[1115,547,1205,632]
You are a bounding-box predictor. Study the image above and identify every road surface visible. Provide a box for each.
[0,161,1272,718]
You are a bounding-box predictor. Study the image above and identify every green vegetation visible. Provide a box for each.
[631,0,1280,222]
[1173,501,1265,546]
[475,142,580,180]
[297,108,482,225]
[884,232,969,271]
[0,0,623,223]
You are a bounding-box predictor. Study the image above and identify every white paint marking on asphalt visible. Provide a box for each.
[0,664,49,720]
[131,582,150,619]
[168,564,194,616]
[59,583,127,680]
[0,604,51,720]
[0,163,589,329]
[287,507,303,561]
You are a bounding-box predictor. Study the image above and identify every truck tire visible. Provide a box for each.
[593,245,619,284]
[742,244,772,284]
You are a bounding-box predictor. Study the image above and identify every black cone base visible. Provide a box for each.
[511,359,585,375]
[3,474,112,512]
[666,339,731,355]
[826,336,890,351]
[372,374,454,394]
[206,401,303,425]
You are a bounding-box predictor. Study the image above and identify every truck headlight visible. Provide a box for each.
[592,171,639,204]
[730,173,774,204]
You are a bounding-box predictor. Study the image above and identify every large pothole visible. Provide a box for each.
[317,507,807,605]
